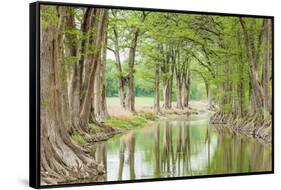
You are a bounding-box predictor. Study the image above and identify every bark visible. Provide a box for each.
[79,8,94,95]
[163,82,172,109]
[182,69,190,108]
[109,10,127,109]
[182,58,190,108]
[125,29,139,113]
[236,29,246,117]
[100,27,110,119]
[175,48,183,109]
[263,19,272,115]
[63,8,77,99]
[79,9,108,129]
[239,18,265,115]
[154,63,161,114]
[162,46,175,109]
[40,6,102,184]
[206,81,213,110]
[92,13,110,121]
[125,12,147,112]
[112,29,127,109]
[175,75,183,109]
[69,8,93,128]
[238,72,245,116]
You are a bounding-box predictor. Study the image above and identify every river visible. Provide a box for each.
[90,113,272,182]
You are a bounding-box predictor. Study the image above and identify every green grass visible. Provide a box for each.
[138,112,158,121]
[104,112,158,129]
[71,133,87,145]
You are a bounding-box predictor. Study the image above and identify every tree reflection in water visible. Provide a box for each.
[92,115,272,182]
[118,131,136,180]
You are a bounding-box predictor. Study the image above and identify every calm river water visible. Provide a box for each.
[90,113,272,182]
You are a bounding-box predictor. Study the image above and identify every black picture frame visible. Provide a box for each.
[30,1,274,189]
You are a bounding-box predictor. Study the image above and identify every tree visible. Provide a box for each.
[239,18,268,116]
[40,6,103,184]
[79,8,108,127]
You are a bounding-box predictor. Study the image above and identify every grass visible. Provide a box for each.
[104,112,158,130]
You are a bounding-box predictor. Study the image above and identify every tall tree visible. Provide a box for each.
[79,9,108,127]
[239,18,266,115]
[69,8,93,129]
[40,6,102,184]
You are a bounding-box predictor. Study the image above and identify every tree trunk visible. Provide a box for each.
[79,9,108,129]
[263,19,272,115]
[236,29,246,117]
[163,83,169,109]
[92,15,110,121]
[100,27,110,119]
[69,8,93,128]
[125,30,139,113]
[174,47,183,109]
[206,82,213,110]
[111,29,126,109]
[79,8,93,96]
[154,63,161,114]
[182,69,190,108]
[169,63,175,108]
[162,46,174,109]
[40,6,101,184]
[176,75,183,109]
[239,18,265,115]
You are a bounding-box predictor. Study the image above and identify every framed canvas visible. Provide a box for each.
[30,1,274,188]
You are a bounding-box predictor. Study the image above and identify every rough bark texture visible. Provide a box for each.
[69,8,93,130]
[263,19,272,115]
[40,7,103,185]
[154,63,161,114]
[162,46,174,109]
[182,64,190,108]
[92,13,110,121]
[113,29,127,109]
[79,9,108,128]
[239,18,265,115]
[125,29,139,113]
[175,48,184,109]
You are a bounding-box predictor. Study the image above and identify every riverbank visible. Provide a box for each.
[71,100,208,146]
[209,111,272,144]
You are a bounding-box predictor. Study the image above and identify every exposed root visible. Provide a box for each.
[210,111,272,143]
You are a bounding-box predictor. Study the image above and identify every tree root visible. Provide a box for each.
[209,111,272,143]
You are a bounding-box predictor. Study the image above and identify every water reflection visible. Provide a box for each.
[118,131,136,180]
[92,114,272,181]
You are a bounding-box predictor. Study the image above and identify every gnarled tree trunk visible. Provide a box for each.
[40,6,102,185]
[79,9,108,129]
[92,15,110,121]
[69,8,93,130]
